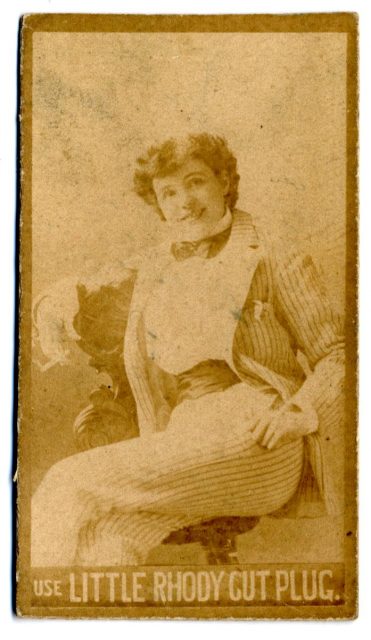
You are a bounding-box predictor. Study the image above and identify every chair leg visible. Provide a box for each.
[203,536,239,565]
[161,516,260,565]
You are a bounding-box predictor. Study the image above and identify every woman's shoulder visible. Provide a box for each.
[233,209,296,262]
[233,210,322,297]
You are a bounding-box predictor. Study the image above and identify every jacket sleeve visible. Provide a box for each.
[272,247,345,514]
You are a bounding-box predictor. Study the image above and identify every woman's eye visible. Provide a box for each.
[187,177,204,187]
[162,189,176,199]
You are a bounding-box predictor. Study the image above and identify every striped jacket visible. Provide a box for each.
[123,211,345,517]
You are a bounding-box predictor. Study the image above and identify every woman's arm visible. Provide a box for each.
[273,248,345,419]
[252,246,345,450]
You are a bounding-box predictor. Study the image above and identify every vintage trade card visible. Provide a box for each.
[17,13,358,619]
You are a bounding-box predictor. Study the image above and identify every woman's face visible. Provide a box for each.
[152,158,229,241]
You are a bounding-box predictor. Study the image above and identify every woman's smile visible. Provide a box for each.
[178,207,206,222]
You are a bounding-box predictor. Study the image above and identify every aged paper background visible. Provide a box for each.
[17,14,357,619]
[31,30,347,490]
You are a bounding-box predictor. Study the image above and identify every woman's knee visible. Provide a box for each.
[41,449,96,489]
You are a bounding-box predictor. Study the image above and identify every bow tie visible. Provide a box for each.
[172,226,232,261]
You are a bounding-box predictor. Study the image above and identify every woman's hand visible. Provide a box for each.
[250,401,318,450]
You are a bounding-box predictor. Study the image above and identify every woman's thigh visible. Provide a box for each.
[40,410,303,519]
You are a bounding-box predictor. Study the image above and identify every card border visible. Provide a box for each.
[16,12,358,620]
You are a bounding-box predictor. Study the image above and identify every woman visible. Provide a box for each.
[32,133,345,567]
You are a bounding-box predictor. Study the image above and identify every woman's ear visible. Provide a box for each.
[219,170,230,197]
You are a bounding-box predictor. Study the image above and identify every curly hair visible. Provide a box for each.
[133,133,240,217]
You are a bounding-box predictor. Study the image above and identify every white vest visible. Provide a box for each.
[143,216,261,375]
[124,211,263,435]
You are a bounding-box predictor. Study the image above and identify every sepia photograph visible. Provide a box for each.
[16,13,357,619]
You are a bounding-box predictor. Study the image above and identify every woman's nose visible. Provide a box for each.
[180,190,196,211]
